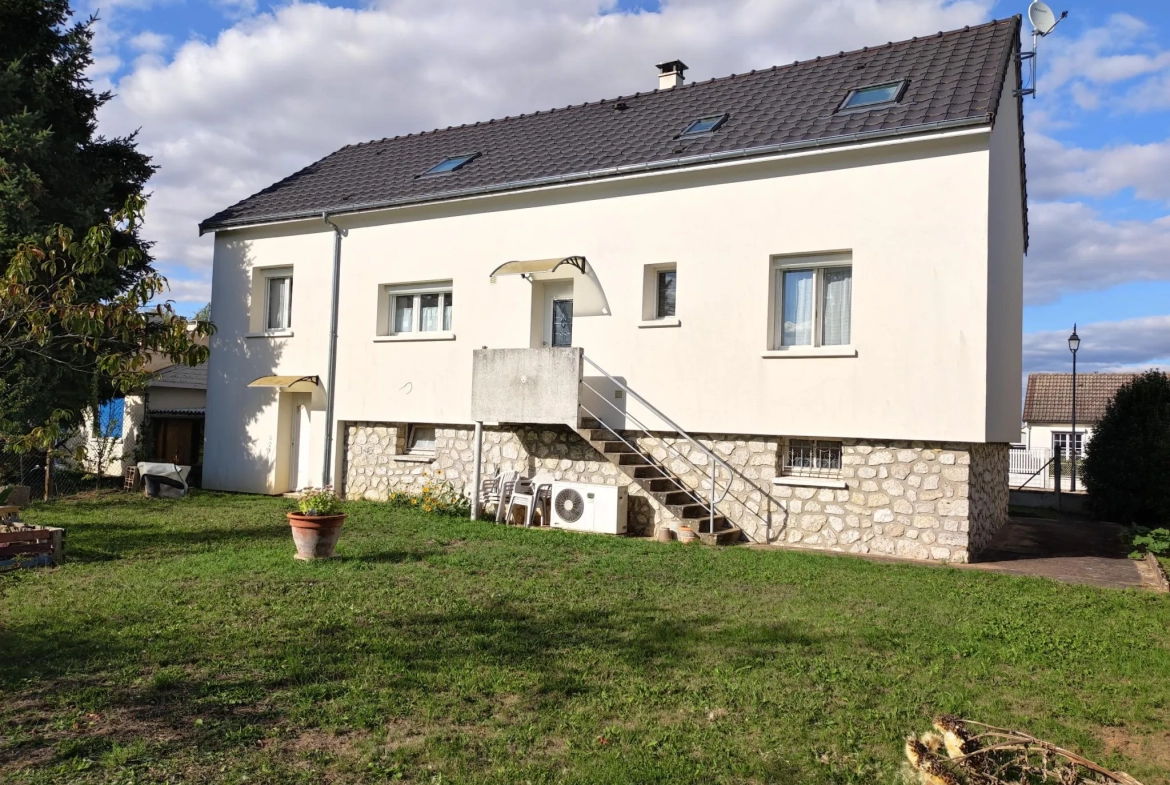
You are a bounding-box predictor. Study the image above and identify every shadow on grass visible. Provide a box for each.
[64,523,293,563]
[0,598,828,769]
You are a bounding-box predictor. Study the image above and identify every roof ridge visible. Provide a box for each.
[336,16,1017,152]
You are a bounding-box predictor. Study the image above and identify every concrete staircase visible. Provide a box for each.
[576,417,741,545]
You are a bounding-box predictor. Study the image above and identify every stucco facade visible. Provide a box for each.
[202,61,1024,561]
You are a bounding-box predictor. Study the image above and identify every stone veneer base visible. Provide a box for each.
[342,422,1009,564]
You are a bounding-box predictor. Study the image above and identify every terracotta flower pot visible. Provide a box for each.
[676,525,698,544]
[287,512,346,560]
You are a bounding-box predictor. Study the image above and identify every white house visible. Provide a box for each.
[1021,372,1138,457]
[200,17,1027,563]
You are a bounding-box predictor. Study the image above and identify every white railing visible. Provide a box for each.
[579,356,734,535]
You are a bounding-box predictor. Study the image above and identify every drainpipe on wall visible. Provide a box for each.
[321,213,344,487]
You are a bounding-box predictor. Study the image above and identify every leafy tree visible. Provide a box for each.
[1081,370,1170,524]
[0,0,211,450]
[194,302,211,321]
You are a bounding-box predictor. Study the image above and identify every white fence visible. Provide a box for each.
[1008,447,1084,491]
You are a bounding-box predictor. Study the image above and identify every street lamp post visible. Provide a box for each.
[1068,325,1080,492]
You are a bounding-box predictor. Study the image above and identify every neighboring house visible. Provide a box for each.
[80,362,208,480]
[200,18,1027,563]
[1021,372,1138,458]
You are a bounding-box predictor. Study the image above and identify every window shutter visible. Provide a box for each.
[98,398,125,439]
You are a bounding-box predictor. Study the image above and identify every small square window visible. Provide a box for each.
[783,439,842,478]
[839,81,905,111]
[406,425,436,455]
[680,114,728,136]
[422,153,479,176]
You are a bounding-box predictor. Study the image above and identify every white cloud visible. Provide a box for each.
[129,30,170,53]
[160,276,212,304]
[1028,133,1170,205]
[1024,315,1170,374]
[1026,202,1170,305]
[1042,13,1170,92]
[1123,70,1170,113]
[96,0,994,298]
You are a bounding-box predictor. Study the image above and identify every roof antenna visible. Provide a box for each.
[1017,1,1068,98]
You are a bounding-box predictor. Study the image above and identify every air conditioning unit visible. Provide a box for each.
[549,481,628,535]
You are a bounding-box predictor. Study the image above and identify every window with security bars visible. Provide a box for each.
[783,439,842,478]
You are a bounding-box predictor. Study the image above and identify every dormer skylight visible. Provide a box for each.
[422,153,479,176]
[839,81,906,111]
[680,113,728,137]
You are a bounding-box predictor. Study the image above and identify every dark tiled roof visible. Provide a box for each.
[150,363,208,390]
[200,16,1021,233]
[1023,373,1140,424]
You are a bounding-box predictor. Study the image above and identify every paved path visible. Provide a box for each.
[968,515,1163,591]
[751,513,1167,591]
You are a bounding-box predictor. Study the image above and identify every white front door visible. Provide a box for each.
[289,404,311,491]
[543,283,574,347]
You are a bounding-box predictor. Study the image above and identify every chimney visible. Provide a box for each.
[656,60,688,90]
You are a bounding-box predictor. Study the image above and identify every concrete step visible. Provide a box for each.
[642,477,686,493]
[597,441,637,455]
[662,490,701,506]
[668,503,717,519]
[616,452,655,466]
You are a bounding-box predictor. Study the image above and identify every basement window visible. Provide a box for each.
[406,425,437,456]
[839,81,906,111]
[783,439,842,479]
[421,153,479,176]
[680,114,728,136]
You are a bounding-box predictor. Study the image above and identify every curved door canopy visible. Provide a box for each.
[490,256,610,317]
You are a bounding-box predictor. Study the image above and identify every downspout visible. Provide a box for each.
[321,213,344,487]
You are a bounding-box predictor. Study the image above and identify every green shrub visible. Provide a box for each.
[387,471,469,517]
[1082,370,1170,524]
[295,486,343,515]
[1128,527,1170,559]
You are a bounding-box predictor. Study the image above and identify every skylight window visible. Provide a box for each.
[839,81,906,111]
[422,153,479,176]
[680,114,728,136]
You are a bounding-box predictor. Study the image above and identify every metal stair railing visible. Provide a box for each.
[579,356,733,534]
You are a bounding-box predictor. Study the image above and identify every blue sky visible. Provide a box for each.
[85,0,1170,376]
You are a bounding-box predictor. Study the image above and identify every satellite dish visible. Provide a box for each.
[1029,0,1058,35]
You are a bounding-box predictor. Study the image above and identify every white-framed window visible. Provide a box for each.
[265,273,293,331]
[406,425,436,455]
[1052,432,1085,459]
[641,263,678,324]
[655,268,676,319]
[385,282,453,336]
[772,255,852,349]
[783,439,842,478]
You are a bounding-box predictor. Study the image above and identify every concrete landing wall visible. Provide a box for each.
[471,348,582,425]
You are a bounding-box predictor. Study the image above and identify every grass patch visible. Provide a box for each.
[2,491,1169,784]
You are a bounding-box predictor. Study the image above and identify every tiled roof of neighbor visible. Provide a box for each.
[200,16,1023,233]
[1023,373,1140,424]
[150,363,208,390]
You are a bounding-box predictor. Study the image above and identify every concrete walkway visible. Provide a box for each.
[750,512,1167,591]
[968,514,1164,591]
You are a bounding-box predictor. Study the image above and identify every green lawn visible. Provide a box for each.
[2,492,1169,784]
